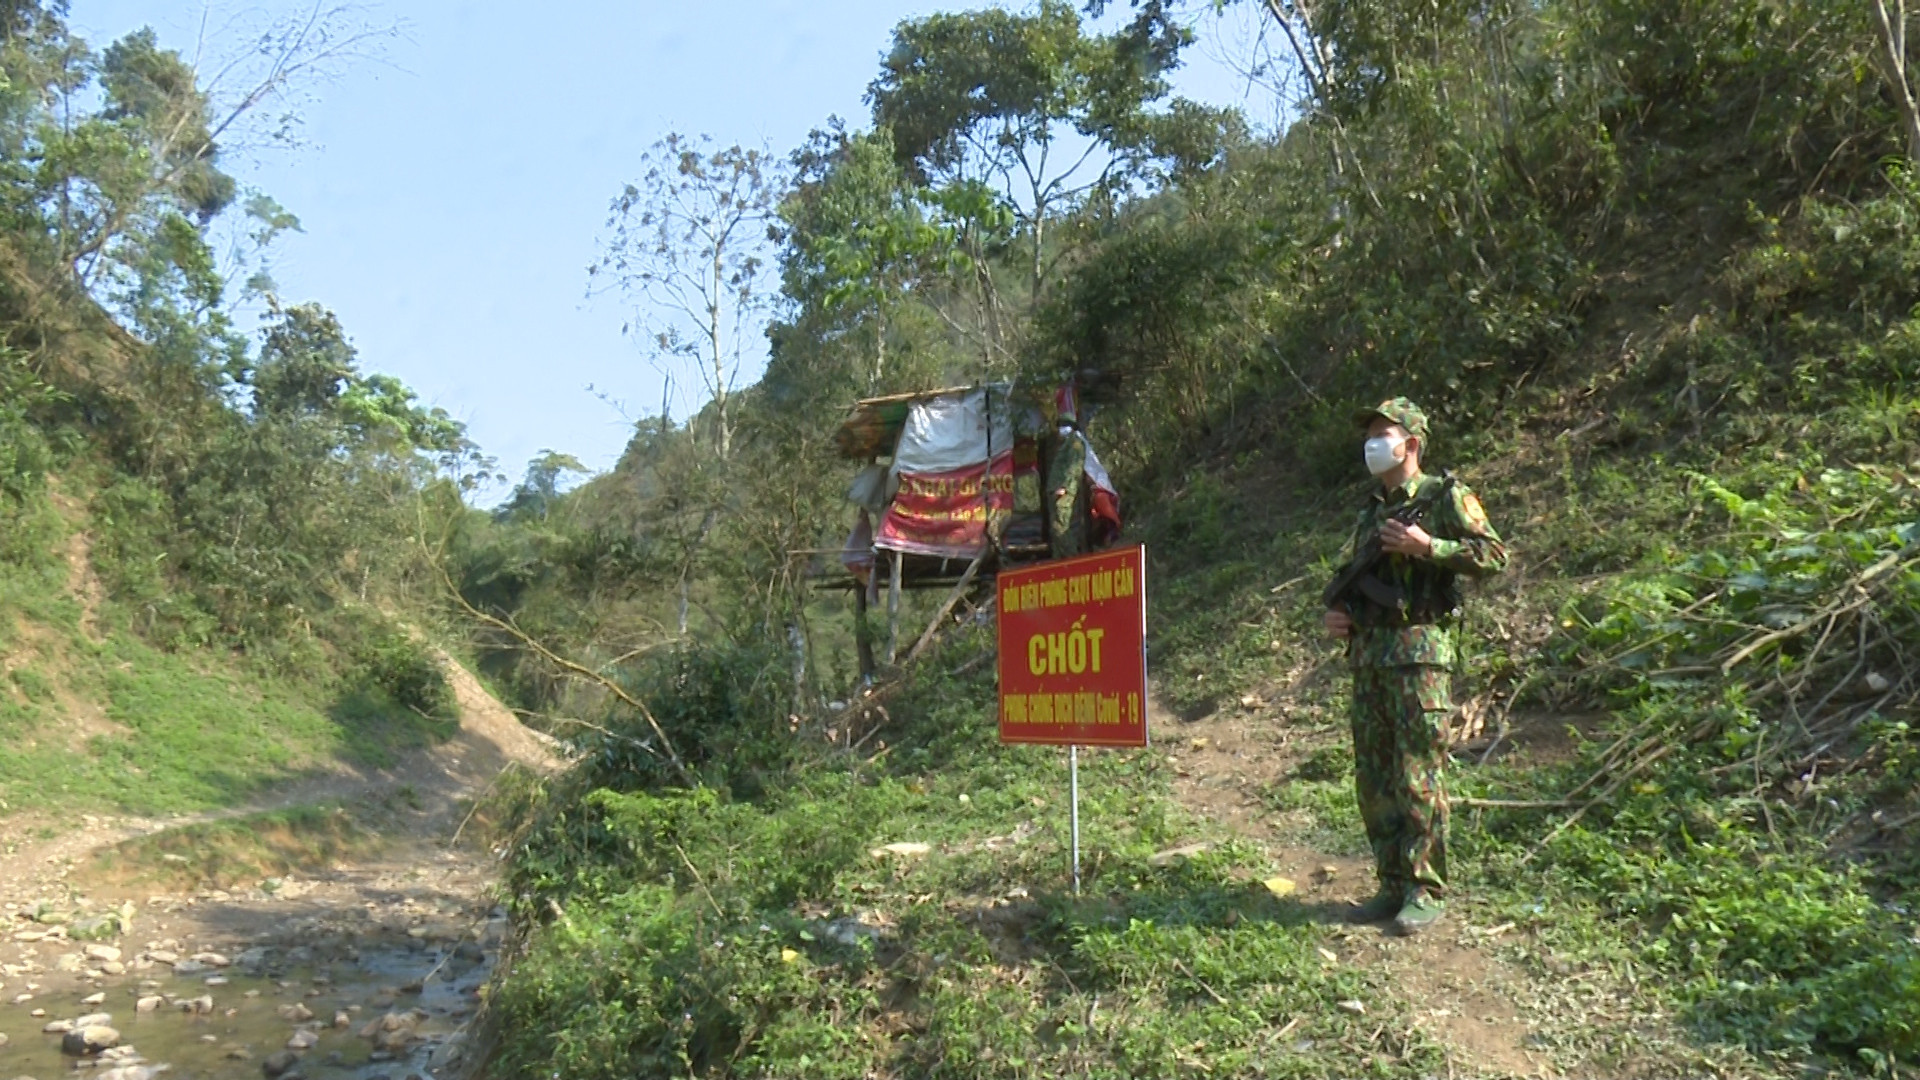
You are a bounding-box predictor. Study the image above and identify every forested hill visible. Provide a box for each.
[0,0,1917,1077]
[0,4,490,816]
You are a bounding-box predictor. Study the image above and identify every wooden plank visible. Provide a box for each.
[851,384,977,408]
[906,549,988,663]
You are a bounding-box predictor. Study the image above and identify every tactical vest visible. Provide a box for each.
[1348,476,1465,629]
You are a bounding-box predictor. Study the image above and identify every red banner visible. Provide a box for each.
[875,453,1016,558]
[996,545,1148,747]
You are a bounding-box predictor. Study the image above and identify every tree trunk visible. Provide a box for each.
[1872,0,1920,163]
[710,250,732,460]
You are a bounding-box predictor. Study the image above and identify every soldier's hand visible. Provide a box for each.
[1380,520,1433,558]
[1324,608,1353,639]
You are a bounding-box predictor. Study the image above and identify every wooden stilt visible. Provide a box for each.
[853,578,876,680]
[885,549,903,665]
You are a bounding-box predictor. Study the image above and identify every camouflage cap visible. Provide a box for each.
[1354,397,1431,447]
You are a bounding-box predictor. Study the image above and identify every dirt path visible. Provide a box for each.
[0,653,557,1080]
[1157,680,1556,1079]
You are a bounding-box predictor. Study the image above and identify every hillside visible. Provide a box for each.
[0,9,563,1077]
[463,1,1920,1078]
[0,1,1912,1078]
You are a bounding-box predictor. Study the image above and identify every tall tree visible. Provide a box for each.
[779,126,955,391]
[868,0,1205,304]
[593,133,786,461]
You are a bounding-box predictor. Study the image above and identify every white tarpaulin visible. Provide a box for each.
[890,388,1017,474]
[1084,439,1118,497]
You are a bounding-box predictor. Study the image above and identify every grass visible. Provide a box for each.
[0,496,457,819]
[490,638,1453,1080]
[86,802,383,891]
[484,433,1920,1077]
[488,161,1920,1079]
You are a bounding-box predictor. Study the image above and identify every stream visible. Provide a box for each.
[1,874,508,1080]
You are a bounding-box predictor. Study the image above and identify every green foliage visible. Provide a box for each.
[342,616,453,720]
[870,0,1188,187]
[1526,816,1919,1057]
[494,645,1435,1080]
[482,0,1920,1074]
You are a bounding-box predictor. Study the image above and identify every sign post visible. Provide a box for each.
[996,545,1149,893]
[1069,745,1081,893]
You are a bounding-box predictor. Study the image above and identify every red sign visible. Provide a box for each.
[996,545,1148,747]
[875,453,1020,558]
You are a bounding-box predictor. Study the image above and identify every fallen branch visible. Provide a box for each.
[1522,744,1673,863]
[672,840,726,918]
[433,562,696,788]
[1718,553,1909,673]
[1169,956,1230,1006]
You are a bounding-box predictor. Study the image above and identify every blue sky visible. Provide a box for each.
[70,1,1283,501]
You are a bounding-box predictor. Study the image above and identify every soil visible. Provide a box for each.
[1158,678,1570,1079]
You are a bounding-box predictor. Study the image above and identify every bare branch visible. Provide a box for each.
[594,133,786,460]
[430,557,697,788]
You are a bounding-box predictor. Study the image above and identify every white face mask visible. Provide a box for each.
[1364,434,1406,476]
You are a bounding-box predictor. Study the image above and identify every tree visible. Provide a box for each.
[1870,0,1920,163]
[868,0,1209,304]
[779,126,955,391]
[593,133,786,462]
[496,451,589,523]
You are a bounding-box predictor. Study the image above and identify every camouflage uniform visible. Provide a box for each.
[1338,402,1507,902]
[1047,425,1090,560]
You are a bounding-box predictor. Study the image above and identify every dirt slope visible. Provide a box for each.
[1158,676,1753,1079]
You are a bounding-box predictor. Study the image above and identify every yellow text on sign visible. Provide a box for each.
[1002,566,1136,614]
[1001,691,1141,727]
[1027,623,1106,676]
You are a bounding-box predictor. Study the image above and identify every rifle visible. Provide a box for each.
[1321,477,1455,623]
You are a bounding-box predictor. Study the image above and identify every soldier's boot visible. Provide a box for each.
[1390,888,1446,936]
[1348,882,1405,924]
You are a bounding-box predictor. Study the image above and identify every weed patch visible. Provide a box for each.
[491,648,1446,1079]
[87,803,379,891]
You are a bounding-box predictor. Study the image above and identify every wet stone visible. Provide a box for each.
[61,1023,120,1055]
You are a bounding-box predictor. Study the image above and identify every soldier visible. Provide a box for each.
[1047,389,1091,560]
[1322,398,1507,935]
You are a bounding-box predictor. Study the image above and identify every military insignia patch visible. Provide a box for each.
[1462,492,1488,529]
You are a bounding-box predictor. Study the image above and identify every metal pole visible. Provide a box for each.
[1069,744,1081,895]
